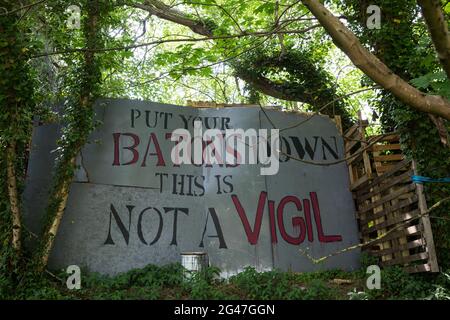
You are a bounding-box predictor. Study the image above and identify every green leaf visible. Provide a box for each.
[254,3,275,15]
[410,71,447,89]
[431,80,450,99]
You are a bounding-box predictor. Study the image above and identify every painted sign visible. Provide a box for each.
[23,99,360,276]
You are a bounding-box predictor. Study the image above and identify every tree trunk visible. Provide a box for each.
[39,157,76,268]
[39,2,99,270]
[418,0,450,80]
[6,141,21,253]
[301,0,450,120]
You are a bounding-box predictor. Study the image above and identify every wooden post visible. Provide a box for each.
[334,115,343,135]
[412,160,439,272]
[357,111,373,179]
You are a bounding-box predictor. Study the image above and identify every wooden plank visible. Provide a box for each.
[360,138,373,182]
[370,134,399,142]
[350,174,370,191]
[334,115,343,135]
[187,100,218,108]
[372,144,401,152]
[358,184,416,214]
[359,195,418,224]
[352,118,371,244]
[345,139,359,153]
[362,209,420,233]
[405,264,431,273]
[375,165,396,174]
[347,150,364,166]
[376,205,392,261]
[368,160,390,262]
[368,239,424,257]
[380,252,428,267]
[348,163,356,186]
[373,154,404,162]
[344,124,359,139]
[357,170,413,203]
[363,225,422,247]
[385,188,409,261]
[397,191,415,200]
[353,118,373,183]
[412,160,439,272]
[355,159,411,194]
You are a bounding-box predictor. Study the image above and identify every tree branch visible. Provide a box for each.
[31,26,319,58]
[126,0,335,111]
[129,0,213,36]
[418,0,450,79]
[0,0,47,16]
[301,0,450,120]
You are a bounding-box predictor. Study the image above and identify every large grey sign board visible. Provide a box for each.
[23,99,360,276]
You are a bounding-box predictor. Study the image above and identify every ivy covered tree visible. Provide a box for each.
[0,0,39,284]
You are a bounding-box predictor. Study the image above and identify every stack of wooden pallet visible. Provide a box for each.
[343,120,438,273]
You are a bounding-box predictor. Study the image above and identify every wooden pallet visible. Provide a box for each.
[343,117,438,273]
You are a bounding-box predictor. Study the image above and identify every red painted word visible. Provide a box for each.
[232,191,342,245]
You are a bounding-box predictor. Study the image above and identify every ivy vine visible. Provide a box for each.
[232,47,354,128]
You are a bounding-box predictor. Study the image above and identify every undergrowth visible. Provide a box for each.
[1,260,449,300]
